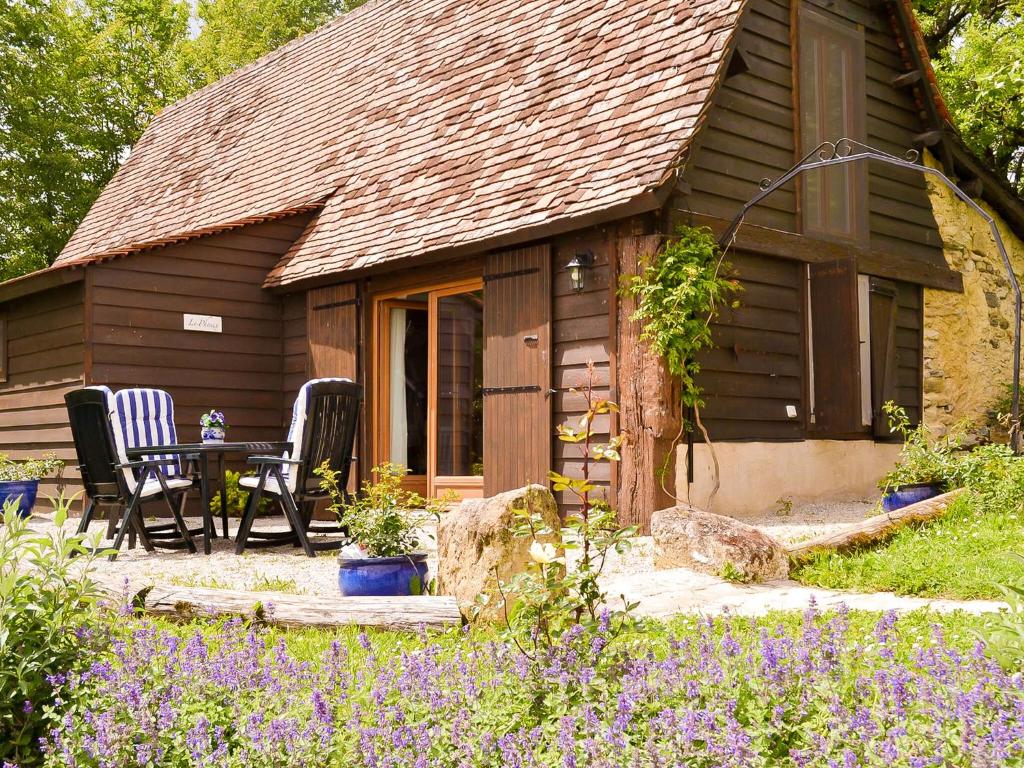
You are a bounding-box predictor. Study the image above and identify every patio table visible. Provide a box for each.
[125,441,291,555]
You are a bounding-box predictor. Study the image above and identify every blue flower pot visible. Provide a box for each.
[882,482,943,512]
[0,479,39,518]
[338,554,429,597]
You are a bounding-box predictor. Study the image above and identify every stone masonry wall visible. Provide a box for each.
[923,153,1024,437]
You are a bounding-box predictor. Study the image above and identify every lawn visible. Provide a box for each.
[791,491,1024,599]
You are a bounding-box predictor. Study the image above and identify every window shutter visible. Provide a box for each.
[482,245,551,495]
[307,283,359,380]
[868,277,899,438]
[808,258,861,435]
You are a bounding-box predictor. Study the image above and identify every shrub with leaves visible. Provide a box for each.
[877,401,967,491]
[0,454,64,483]
[209,470,273,518]
[0,494,108,766]
[494,363,637,668]
[318,462,444,558]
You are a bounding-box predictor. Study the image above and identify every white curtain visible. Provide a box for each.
[389,308,408,467]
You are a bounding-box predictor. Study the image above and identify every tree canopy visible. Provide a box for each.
[0,0,1021,281]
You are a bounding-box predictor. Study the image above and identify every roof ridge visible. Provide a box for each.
[155,0,398,121]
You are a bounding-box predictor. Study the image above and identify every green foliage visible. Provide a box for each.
[930,0,1024,194]
[494,363,637,661]
[877,401,966,491]
[978,554,1024,669]
[622,226,739,408]
[0,453,64,483]
[794,444,1024,599]
[209,469,273,517]
[719,560,749,583]
[317,461,444,558]
[0,494,109,766]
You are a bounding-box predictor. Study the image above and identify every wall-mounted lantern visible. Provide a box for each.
[565,251,593,293]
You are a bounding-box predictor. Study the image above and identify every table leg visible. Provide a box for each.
[200,453,212,555]
[220,454,229,539]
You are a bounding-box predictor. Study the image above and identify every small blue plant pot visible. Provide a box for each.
[338,554,429,597]
[0,479,39,518]
[882,482,943,513]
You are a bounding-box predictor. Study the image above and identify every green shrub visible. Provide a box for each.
[209,469,273,517]
[0,494,108,766]
[0,454,64,483]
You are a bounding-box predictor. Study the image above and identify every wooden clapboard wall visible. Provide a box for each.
[482,245,551,496]
[88,214,314,445]
[0,282,86,502]
[678,0,944,268]
[307,282,359,380]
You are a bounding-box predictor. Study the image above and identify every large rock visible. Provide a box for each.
[436,484,560,620]
[651,504,789,582]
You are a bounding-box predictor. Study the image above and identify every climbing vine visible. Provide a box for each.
[623,225,739,408]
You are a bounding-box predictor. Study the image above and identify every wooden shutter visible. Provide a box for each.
[808,258,861,436]
[868,277,899,438]
[307,283,359,380]
[483,245,551,495]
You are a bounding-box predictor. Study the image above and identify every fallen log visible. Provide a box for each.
[786,489,966,562]
[99,582,463,631]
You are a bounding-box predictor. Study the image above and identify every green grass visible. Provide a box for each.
[145,607,994,666]
[791,493,1024,599]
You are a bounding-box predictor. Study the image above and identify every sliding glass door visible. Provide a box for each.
[374,280,484,499]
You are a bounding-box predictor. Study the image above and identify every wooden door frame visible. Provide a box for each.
[428,279,485,499]
[370,277,484,499]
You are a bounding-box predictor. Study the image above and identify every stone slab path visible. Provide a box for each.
[25,514,1008,618]
[602,568,1007,618]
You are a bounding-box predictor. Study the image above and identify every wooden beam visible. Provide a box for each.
[913,130,944,147]
[787,489,964,560]
[104,582,464,631]
[959,177,984,198]
[682,212,964,292]
[891,70,922,88]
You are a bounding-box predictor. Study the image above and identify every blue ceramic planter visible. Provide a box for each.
[882,482,943,513]
[0,479,39,518]
[338,554,429,597]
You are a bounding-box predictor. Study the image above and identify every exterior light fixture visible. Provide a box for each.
[565,251,593,293]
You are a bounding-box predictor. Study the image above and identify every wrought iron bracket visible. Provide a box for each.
[718,138,1022,451]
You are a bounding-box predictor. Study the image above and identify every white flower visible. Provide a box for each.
[529,541,560,564]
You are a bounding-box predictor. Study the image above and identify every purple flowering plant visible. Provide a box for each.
[38,603,1024,767]
[199,410,227,429]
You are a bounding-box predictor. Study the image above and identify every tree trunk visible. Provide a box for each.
[616,234,681,533]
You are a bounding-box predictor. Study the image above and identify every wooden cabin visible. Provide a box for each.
[3,0,1022,526]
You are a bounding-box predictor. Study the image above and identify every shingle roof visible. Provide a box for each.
[55,0,747,286]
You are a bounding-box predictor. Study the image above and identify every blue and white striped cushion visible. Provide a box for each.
[112,388,183,480]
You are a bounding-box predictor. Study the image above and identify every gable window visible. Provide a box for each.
[798,7,867,240]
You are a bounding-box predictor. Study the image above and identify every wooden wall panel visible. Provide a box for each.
[483,245,552,495]
[0,283,85,503]
[894,281,923,425]
[307,282,359,380]
[696,251,805,441]
[282,292,307,425]
[88,213,312,445]
[678,0,945,273]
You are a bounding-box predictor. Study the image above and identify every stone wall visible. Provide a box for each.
[922,153,1024,438]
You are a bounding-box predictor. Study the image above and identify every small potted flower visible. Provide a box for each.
[878,402,956,511]
[318,462,446,597]
[200,410,227,444]
[0,453,64,518]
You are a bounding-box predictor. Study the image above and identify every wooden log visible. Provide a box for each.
[787,489,965,561]
[101,582,463,631]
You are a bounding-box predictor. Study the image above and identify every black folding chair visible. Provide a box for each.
[65,387,196,559]
[235,378,361,557]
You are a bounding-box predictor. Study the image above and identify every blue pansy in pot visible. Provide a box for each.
[200,410,227,444]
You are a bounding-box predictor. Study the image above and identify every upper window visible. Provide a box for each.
[798,7,867,241]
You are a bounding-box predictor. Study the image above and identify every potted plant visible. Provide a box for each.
[0,454,64,518]
[318,462,445,597]
[200,410,227,443]
[878,402,961,511]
